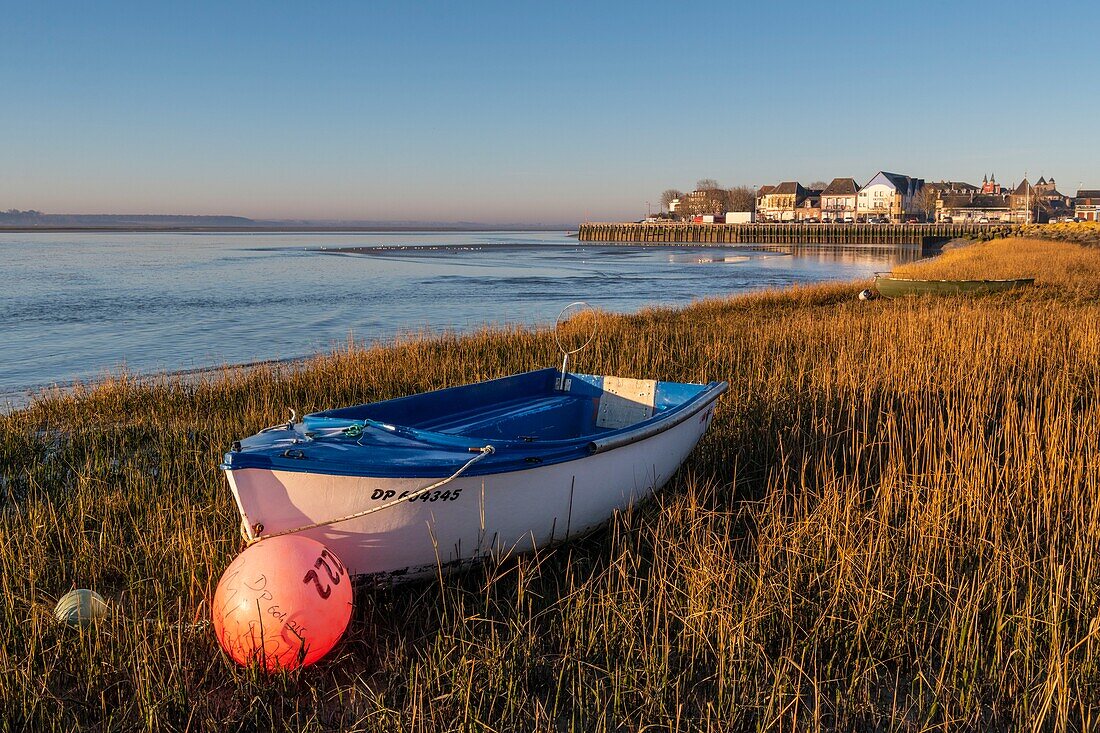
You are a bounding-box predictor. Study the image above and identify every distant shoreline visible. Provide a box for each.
[0,354,317,414]
[0,225,575,233]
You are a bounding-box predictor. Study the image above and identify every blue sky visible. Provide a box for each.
[1,1,1096,223]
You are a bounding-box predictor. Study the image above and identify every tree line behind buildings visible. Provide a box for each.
[660,180,765,218]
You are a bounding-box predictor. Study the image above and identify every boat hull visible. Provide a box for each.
[874,275,1034,298]
[227,396,718,581]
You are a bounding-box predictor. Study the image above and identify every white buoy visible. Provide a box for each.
[858,289,875,301]
[54,589,109,626]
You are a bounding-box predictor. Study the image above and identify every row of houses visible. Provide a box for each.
[756,172,924,223]
[670,172,1097,224]
[930,174,1082,223]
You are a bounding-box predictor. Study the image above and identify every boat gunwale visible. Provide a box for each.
[223,376,728,479]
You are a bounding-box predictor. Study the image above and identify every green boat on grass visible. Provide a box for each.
[874,274,1035,298]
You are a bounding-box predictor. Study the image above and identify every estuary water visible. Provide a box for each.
[0,231,917,407]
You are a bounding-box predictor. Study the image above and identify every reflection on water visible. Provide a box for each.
[0,231,921,405]
[754,243,925,264]
[667,253,754,264]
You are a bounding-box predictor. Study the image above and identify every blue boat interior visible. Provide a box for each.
[304,368,709,442]
[224,368,725,477]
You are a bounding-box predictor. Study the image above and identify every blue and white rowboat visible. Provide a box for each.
[222,367,727,581]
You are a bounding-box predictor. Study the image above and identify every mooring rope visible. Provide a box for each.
[248,444,495,543]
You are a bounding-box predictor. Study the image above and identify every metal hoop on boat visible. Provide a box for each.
[554,301,596,391]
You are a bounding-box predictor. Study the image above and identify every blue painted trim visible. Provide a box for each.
[222,369,727,479]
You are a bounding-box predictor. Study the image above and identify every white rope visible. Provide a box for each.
[250,445,495,543]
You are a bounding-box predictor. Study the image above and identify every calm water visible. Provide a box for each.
[0,231,918,407]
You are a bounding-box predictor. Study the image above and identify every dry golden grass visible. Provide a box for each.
[2,238,1100,730]
[892,236,1100,297]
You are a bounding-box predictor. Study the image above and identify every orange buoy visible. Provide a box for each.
[212,535,353,671]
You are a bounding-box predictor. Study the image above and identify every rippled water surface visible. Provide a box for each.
[1,231,918,405]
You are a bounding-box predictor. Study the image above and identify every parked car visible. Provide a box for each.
[906,218,919,224]
[941,216,953,224]
[978,217,990,224]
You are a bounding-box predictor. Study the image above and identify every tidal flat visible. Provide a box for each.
[0,230,912,408]
[2,234,1100,730]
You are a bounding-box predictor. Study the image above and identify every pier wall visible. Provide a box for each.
[578,222,1018,248]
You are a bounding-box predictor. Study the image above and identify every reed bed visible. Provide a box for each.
[892,236,1100,298]
[2,238,1099,731]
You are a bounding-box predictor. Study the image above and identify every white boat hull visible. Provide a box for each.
[227,400,717,581]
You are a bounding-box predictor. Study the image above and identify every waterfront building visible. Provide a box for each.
[794,192,822,222]
[820,178,859,222]
[1076,190,1100,221]
[754,185,775,217]
[1033,178,1074,217]
[758,182,807,222]
[1009,178,1074,223]
[679,188,729,217]
[980,173,1003,195]
[926,181,980,198]
[1034,177,1063,197]
[926,177,1017,222]
[924,181,978,222]
[857,171,924,222]
[1008,180,1034,223]
[937,193,1014,223]
[935,181,980,193]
